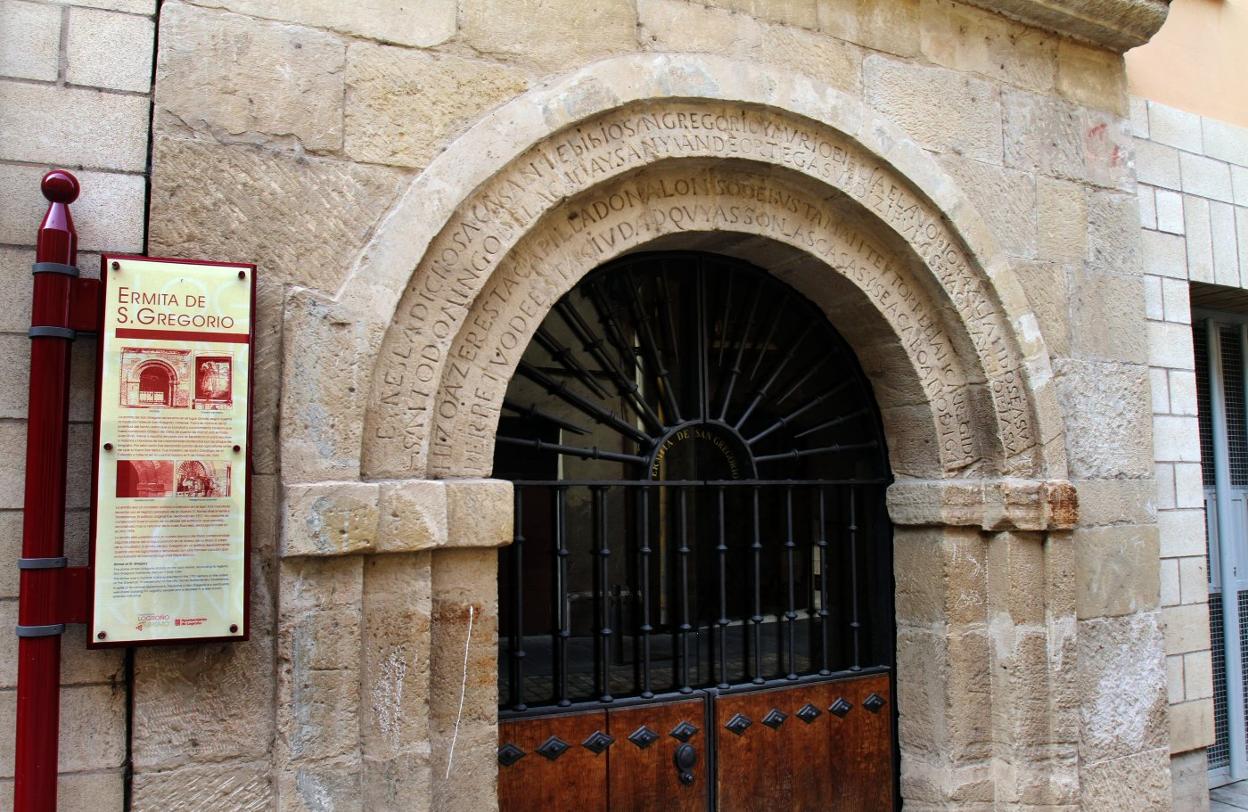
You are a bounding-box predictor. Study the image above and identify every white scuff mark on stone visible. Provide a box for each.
[445,605,475,780]
[295,767,334,812]
[1080,613,1165,755]
[373,645,409,748]
[1046,612,1077,671]
[989,610,1018,663]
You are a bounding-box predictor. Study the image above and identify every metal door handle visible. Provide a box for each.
[673,742,697,785]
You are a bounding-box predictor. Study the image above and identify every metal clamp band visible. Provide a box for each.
[31,262,79,277]
[16,624,65,638]
[18,557,67,570]
[28,326,75,340]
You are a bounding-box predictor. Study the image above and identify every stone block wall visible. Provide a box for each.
[0,0,155,805]
[1134,95,1248,805]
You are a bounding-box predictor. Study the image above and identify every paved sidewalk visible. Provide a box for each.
[1214,780,1248,811]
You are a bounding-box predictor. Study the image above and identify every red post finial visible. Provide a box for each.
[40,169,79,204]
[36,169,78,265]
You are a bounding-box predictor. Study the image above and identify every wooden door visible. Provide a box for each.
[499,673,894,811]
[498,710,609,812]
[714,673,893,811]
[607,698,708,810]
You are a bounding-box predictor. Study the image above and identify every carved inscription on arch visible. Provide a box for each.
[367,102,1039,477]
[429,165,982,476]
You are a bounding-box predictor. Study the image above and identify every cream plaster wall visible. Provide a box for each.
[1126,0,1248,130]
[0,0,155,806]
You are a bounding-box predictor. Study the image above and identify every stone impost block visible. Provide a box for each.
[282,481,380,557]
[0,0,60,81]
[66,7,155,92]
[444,479,513,549]
[157,3,345,152]
[886,479,1078,531]
[377,480,447,553]
[344,42,528,169]
[1073,524,1160,619]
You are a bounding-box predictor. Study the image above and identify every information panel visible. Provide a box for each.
[90,255,254,647]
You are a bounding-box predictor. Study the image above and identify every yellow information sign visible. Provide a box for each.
[90,255,254,647]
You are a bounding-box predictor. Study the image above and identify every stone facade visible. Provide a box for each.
[1132,95,1248,808]
[0,0,155,805]
[1,0,1218,809]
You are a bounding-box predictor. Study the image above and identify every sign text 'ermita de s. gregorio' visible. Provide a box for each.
[89,255,254,647]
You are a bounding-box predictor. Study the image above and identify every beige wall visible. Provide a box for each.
[1126,0,1248,129]
[0,0,156,805]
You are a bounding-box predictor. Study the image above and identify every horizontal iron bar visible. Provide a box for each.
[499,665,892,719]
[510,478,889,487]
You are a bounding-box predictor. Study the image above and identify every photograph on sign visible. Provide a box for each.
[90,255,253,646]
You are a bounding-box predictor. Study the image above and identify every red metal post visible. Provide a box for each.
[14,170,80,812]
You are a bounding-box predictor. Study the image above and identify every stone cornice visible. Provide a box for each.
[964,0,1170,52]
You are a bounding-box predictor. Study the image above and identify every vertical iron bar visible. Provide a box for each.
[816,487,831,675]
[696,263,708,420]
[784,486,798,680]
[554,486,571,706]
[638,487,654,698]
[510,488,526,710]
[716,486,729,688]
[593,486,614,702]
[677,486,693,693]
[750,486,764,683]
[847,486,863,670]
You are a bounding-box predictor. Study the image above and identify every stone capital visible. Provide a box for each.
[887,478,1079,531]
[964,0,1169,52]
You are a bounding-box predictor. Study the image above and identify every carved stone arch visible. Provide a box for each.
[343,56,1066,487]
[275,53,1087,812]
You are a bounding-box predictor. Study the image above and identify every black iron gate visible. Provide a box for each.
[493,252,897,809]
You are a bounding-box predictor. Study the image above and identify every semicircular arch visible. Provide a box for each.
[328,53,1061,483]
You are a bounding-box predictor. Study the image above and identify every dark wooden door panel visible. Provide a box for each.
[826,673,894,812]
[607,698,708,812]
[498,710,609,812]
[715,675,895,812]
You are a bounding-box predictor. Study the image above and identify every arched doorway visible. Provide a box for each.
[138,362,173,406]
[493,252,896,810]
